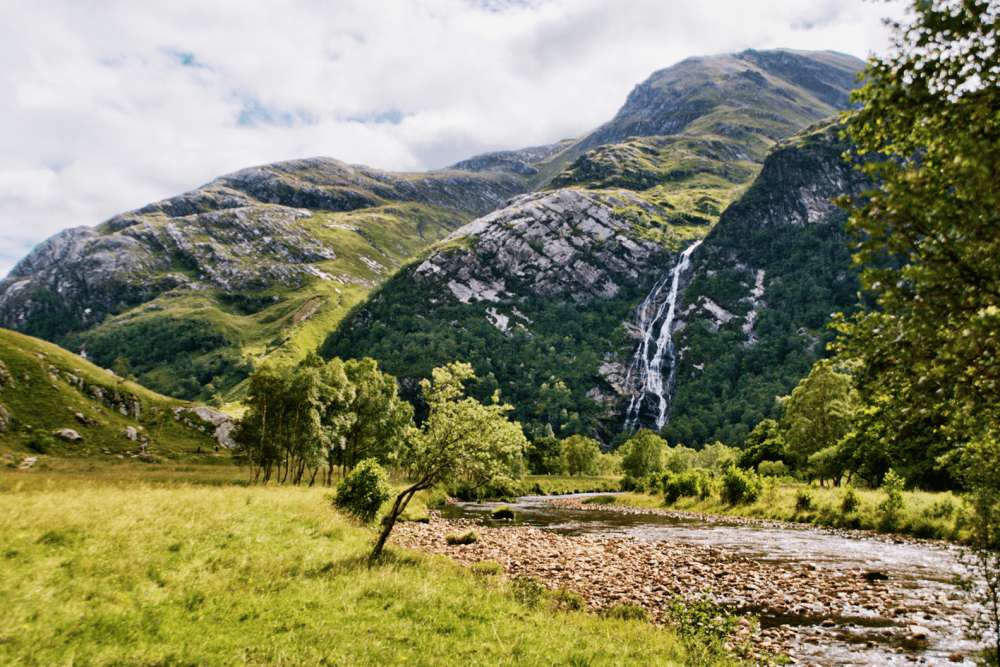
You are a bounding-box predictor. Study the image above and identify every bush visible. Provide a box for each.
[925,497,955,519]
[490,506,516,520]
[665,594,739,642]
[663,470,711,503]
[841,487,860,514]
[333,458,391,524]
[720,467,763,505]
[510,575,547,608]
[469,560,503,577]
[795,489,814,512]
[878,469,905,532]
[24,432,54,454]
[549,588,587,612]
[757,460,789,477]
[445,530,479,545]
[602,603,650,622]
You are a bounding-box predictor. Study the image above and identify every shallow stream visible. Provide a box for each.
[441,494,982,666]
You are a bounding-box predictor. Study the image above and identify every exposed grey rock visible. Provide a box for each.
[173,406,235,448]
[415,189,666,307]
[0,403,10,432]
[0,360,10,390]
[123,426,139,441]
[53,428,82,442]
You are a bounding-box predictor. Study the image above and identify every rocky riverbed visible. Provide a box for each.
[393,497,980,665]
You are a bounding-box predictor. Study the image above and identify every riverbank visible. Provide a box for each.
[401,499,981,664]
[610,481,969,543]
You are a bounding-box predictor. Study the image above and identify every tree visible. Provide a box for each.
[619,429,666,479]
[369,362,527,563]
[836,0,999,488]
[738,419,788,471]
[560,435,602,476]
[336,357,413,473]
[780,359,857,472]
[526,436,564,474]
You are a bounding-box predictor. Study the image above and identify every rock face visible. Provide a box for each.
[53,428,83,442]
[415,189,668,306]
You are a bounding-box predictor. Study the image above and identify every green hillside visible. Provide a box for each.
[0,328,220,463]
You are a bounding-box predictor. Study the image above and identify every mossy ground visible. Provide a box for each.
[0,476,729,666]
[613,481,970,542]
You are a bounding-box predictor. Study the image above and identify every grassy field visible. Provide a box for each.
[613,480,970,542]
[0,479,731,666]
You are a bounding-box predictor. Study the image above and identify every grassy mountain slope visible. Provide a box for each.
[0,328,220,462]
[0,158,541,402]
[663,123,870,446]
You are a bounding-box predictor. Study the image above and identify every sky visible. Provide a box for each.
[0,0,906,277]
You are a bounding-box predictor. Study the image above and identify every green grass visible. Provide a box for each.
[612,481,970,542]
[0,481,731,666]
[0,328,218,460]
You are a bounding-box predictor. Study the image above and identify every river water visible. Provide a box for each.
[440,494,983,666]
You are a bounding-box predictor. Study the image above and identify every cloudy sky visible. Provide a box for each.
[0,0,905,276]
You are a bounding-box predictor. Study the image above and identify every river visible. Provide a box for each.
[433,494,983,666]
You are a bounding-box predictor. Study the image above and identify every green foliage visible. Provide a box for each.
[780,359,858,468]
[469,560,503,577]
[720,466,763,505]
[841,487,860,514]
[663,470,712,503]
[370,362,528,561]
[549,588,587,613]
[445,530,479,546]
[333,458,391,524]
[490,506,516,520]
[582,495,617,505]
[619,429,667,479]
[510,575,547,609]
[525,436,564,475]
[561,435,602,476]
[794,489,814,513]
[666,594,740,643]
[878,469,905,532]
[738,419,788,471]
[757,460,788,478]
[335,357,414,471]
[836,0,999,491]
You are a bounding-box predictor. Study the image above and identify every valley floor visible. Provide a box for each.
[0,471,729,667]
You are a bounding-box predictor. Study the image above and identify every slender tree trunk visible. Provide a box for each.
[369,486,420,565]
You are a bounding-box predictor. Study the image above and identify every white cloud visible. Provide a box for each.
[0,0,904,276]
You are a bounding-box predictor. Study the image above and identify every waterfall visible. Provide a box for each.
[623,239,703,432]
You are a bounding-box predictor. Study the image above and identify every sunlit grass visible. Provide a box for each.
[0,481,725,666]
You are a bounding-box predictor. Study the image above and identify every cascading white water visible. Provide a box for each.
[623,239,703,432]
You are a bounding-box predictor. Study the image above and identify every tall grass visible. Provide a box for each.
[0,480,730,666]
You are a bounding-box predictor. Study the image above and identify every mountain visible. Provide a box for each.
[0,158,550,401]
[323,50,864,440]
[0,48,865,444]
[0,328,224,464]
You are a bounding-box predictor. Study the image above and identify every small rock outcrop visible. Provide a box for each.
[53,428,82,442]
[173,406,235,449]
[0,403,10,433]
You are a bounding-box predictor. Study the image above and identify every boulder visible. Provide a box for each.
[0,402,10,432]
[53,428,82,443]
[123,426,139,441]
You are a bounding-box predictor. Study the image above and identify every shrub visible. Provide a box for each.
[720,466,763,505]
[469,560,503,577]
[510,575,547,608]
[663,470,710,503]
[665,594,740,642]
[841,487,860,514]
[333,458,391,524]
[602,603,650,622]
[757,460,789,477]
[549,588,586,612]
[925,497,955,519]
[490,506,516,520]
[795,489,814,512]
[445,530,479,546]
[878,469,905,532]
[24,432,54,454]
